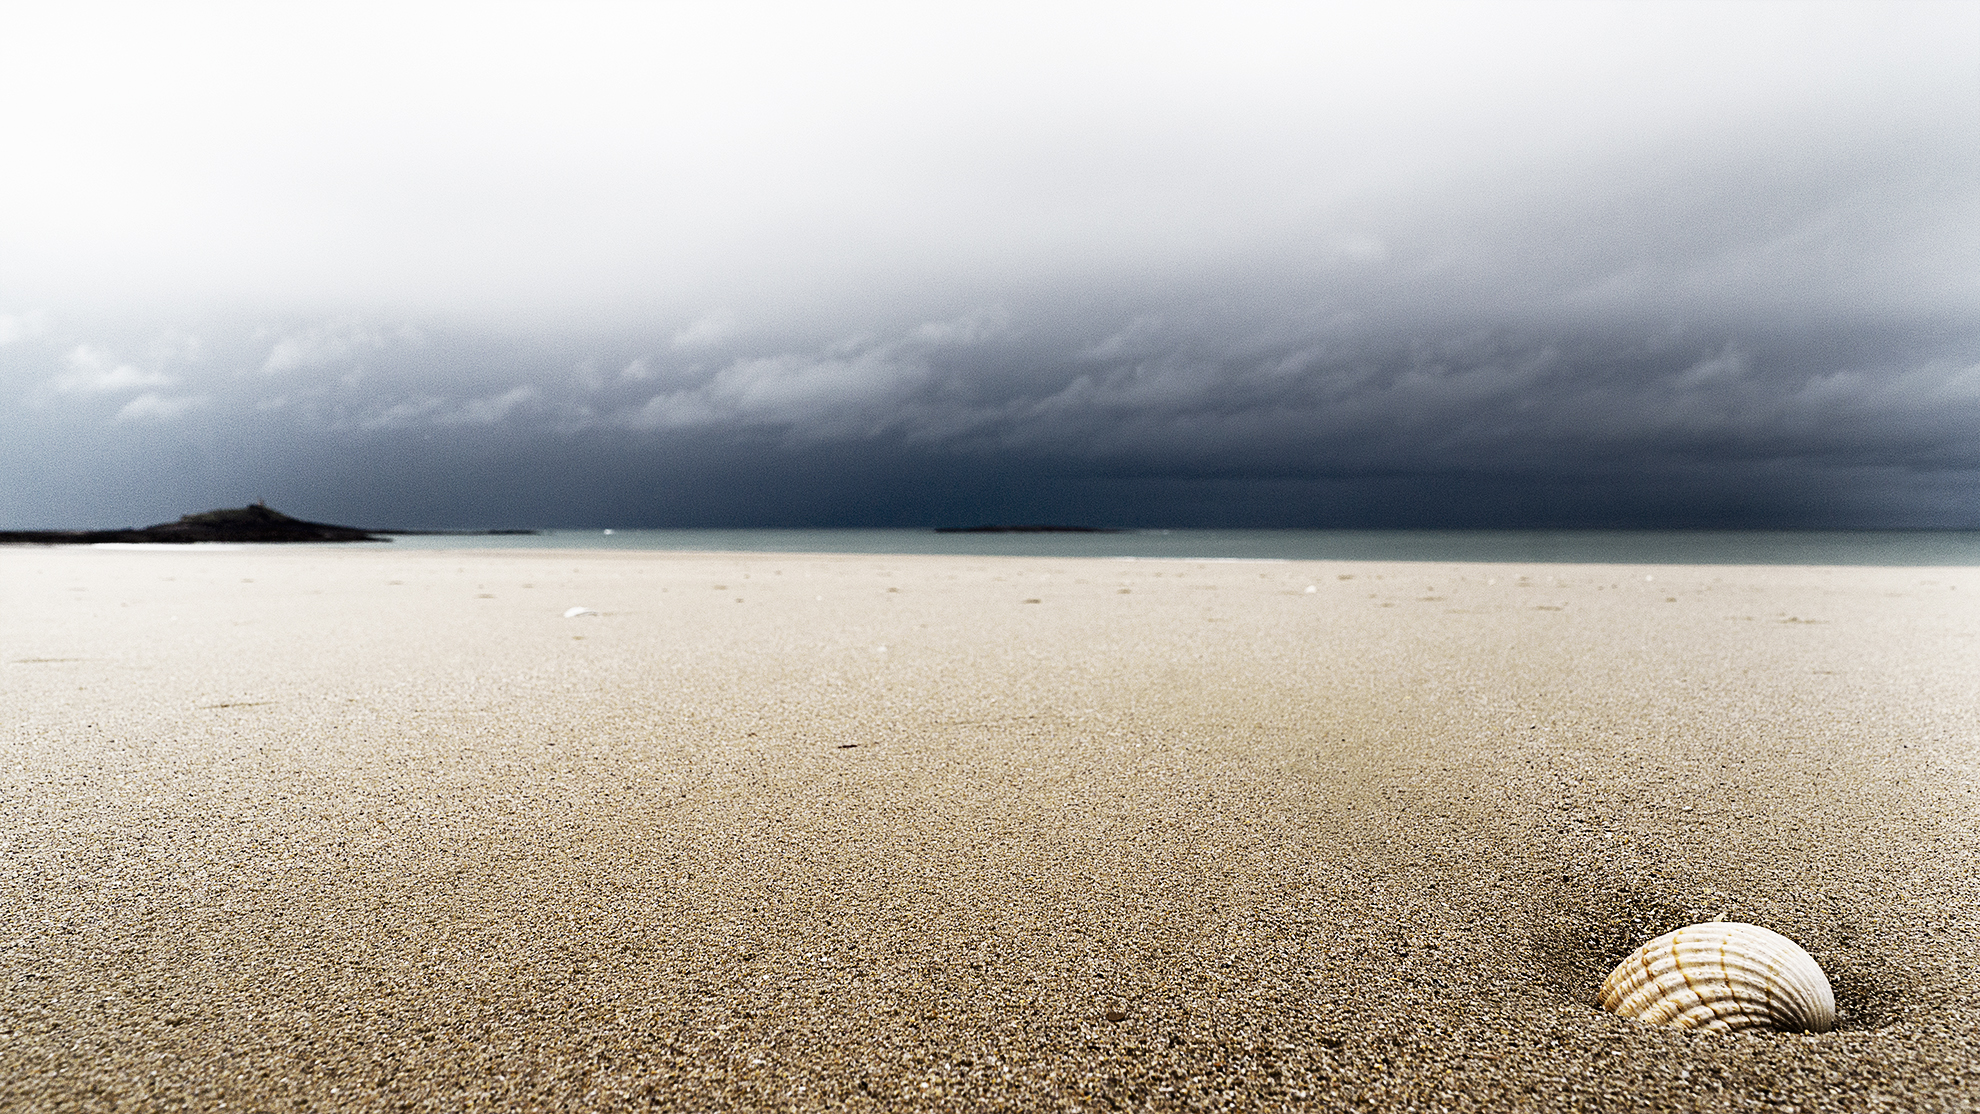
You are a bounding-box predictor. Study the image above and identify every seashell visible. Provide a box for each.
[1598,921,1835,1034]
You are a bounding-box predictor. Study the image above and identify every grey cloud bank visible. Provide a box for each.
[2,2,1976,529]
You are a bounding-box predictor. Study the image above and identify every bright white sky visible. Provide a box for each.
[2,1,1977,528]
[3,1,1968,318]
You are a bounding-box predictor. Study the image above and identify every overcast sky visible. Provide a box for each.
[3,1,1977,529]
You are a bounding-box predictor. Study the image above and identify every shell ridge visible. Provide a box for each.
[1754,936,1787,1028]
[1679,927,1730,1030]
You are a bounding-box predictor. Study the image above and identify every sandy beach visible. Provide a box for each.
[2,545,1975,1112]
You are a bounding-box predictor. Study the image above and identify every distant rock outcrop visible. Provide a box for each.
[0,503,388,544]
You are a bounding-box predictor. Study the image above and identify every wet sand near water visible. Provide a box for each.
[2,547,1976,1111]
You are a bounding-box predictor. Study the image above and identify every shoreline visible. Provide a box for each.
[3,547,1975,1110]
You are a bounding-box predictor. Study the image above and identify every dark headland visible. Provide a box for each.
[0,503,540,545]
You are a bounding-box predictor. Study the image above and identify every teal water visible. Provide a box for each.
[362,528,1980,565]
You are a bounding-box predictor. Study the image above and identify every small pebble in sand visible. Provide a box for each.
[563,606,596,618]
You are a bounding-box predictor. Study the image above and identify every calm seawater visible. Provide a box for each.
[361,529,1980,566]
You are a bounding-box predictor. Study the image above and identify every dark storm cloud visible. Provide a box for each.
[1,3,1977,528]
[6,288,1974,527]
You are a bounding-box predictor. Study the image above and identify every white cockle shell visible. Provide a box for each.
[1598,922,1836,1034]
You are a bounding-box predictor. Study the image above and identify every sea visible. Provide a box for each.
[353,528,1980,566]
